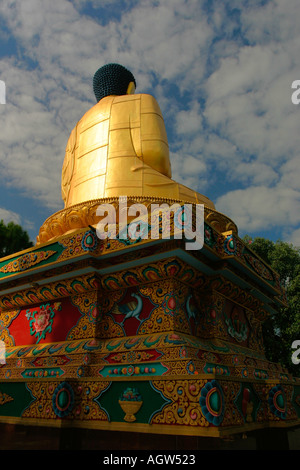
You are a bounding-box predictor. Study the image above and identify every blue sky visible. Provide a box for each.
[0,0,299,247]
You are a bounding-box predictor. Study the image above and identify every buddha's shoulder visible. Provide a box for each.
[133,94,163,114]
[78,94,162,126]
[112,93,157,104]
[78,96,115,126]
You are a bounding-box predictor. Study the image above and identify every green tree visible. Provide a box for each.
[0,220,33,258]
[243,236,300,377]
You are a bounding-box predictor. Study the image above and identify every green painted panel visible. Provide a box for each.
[96,380,169,424]
[0,243,65,280]
[0,382,34,417]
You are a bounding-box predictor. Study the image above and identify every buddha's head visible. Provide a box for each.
[93,63,136,102]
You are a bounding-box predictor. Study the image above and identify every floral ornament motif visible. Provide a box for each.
[81,230,99,252]
[26,302,61,344]
[199,380,225,426]
[52,382,74,418]
[186,360,197,375]
[87,303,101,324]
[162,292,178,315]
[268,384,287,420]
[224,234,237,255]
[76,366,85,378]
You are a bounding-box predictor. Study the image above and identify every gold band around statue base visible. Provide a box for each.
[37,196,238,244]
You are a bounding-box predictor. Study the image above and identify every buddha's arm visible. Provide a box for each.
[139,94,171,178]
[138,95,215,208]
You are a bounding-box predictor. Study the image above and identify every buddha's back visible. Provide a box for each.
[62,92,173,206]
[61,63,215,210]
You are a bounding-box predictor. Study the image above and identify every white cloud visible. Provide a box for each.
[228,161,279,186]
[175,103,203,135]
[286,227,300,247]
[240,0,300,45]
[204,47,299,166]
[0,208,21,225]
[280,156,300,191]
[215,184,300,233]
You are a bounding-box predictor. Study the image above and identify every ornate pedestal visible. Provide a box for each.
[0,202,299,441]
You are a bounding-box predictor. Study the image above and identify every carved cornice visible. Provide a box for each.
[37,196,238,244]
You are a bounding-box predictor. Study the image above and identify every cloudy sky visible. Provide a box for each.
[0,0,299,246]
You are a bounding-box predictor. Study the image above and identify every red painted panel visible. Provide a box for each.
[7,297,83,346]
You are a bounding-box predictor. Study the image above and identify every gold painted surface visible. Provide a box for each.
[0,414,298,437]
[61,92,215,209]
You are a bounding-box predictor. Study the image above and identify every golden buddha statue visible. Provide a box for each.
[61,63,214,209]
[37,64,237,245]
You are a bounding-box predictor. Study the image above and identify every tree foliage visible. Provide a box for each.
[0,220,33,258]
[243,235,300,377]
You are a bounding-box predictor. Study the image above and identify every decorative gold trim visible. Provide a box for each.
[0,251,56,274]
[0,375,297,385]
[0,415,298,437]
[37,196,238,244]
